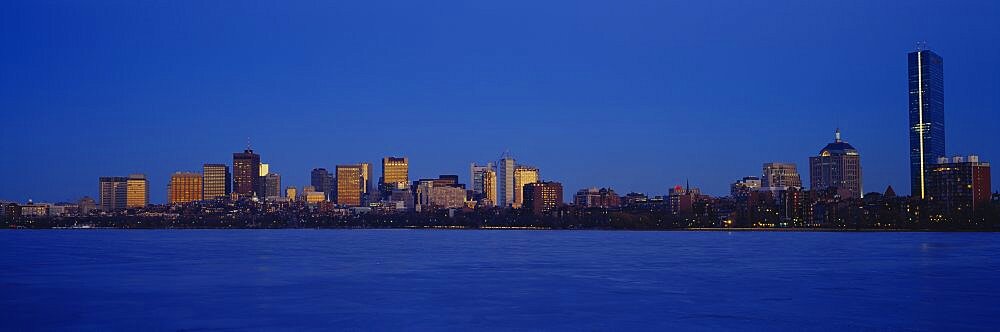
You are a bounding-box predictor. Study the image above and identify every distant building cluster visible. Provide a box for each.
[2,47,995,228]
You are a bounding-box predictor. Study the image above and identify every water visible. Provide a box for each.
[1,230,998,331]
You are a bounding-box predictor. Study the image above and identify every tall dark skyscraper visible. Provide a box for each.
[311,168,333,201]
[908,48,945,198]
[233,149,261,198]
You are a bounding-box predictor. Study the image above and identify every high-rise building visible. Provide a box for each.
[264,173,282,199]
[415,180,467,210]
[126,174,148,208]
[337,164,364,206]
[99,176,128,211]
[512,165,540,208]
[168,172,203,204]
[286,187,297,202]
[202,164,231,200]
[809,129,863,199]
[523,181,563,214]
[496,153,516,207]
[359,162,373,203]
[908,48,946,198]
[471,163,497,206]
[927,155,991,219]
[762,163,802,189]
[310,168,333,201]
[380,157,409,194]
[233,149,261,198]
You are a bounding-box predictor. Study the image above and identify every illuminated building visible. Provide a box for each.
[311,168,333,201]
[99,176,128,211]
[380,157,409,193]
[302,186,326,204]
[77,196,97,215]
[512,165,539,208]
[359,162,373,203]
[927,155,991,220]
[908,48,946,198]
[264,173,281,199]
[233,149,261,198]
[496,152,516,207]
[573,188,621,208]
[762,162,802,190]
[286,187,297,202]
[730,176,761,199]
[337,164,364,206]
[415,180,467,210]
[202,164,231,200]
[523,181,563,214]
[471,163,497,206]
[809,129,863,198]
[168,172,203,204]
[126,174,148,208]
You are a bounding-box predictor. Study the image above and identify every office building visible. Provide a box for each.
[337,164,364,206]
[286,187,297,202]
[523,181,563,214]
[202,164,231,200]
[126,174,148,208]
[380,157,409,192]
[311,168,333,201]
[927,155,991,218]
[496,153,516,207]
[809,129,863,198]
[512,165,539,208]
[233,149,261,198]
[415,180,467,210]
[908,48,946,198]
[360,162,373,203]
[99,176,128,211]
[472,163,498,206]
[762,162,802,189]
[168,172,203,204]
[265,173,281,199]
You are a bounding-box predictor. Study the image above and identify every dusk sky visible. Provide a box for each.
[2,0,998,204]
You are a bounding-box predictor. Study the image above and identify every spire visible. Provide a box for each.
[246,137,252,152]
[834,128,841,143]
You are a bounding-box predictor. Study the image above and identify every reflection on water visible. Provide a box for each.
[1,230,999,330]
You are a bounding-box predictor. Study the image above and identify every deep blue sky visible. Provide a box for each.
[2,0,998,204]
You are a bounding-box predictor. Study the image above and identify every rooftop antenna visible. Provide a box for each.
[247,137,252,151]
[916,41,928,51]
[835,128,841,143]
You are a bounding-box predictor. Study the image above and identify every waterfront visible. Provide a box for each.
[2,230,999,330]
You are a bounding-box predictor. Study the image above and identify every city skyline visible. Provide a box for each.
[2,2,999,203]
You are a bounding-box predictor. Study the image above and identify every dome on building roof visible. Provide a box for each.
[819,129,859,156]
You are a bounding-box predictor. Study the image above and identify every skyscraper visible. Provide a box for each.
[264,173,282,199]
[337,164,364,207]
[310,168,333,201]
[359,162,373,203]
[512,165,540,208]
[126,174,148,208]
[168,172,203,204]
[381,157,409,192]
[99,176,128,211]
[908,48,945,198]
[233,149,261,198]
[496,152,516,207]
[762,163,802,189]
[202,164,231,200]
[471,163,497,206]
[809,129,863,198]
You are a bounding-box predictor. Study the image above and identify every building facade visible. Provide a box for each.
[730,176,761,199]
[381,157,409,192]
[126,174,148,208]
[470,162,497,206]
[762,162,802,189]
[927,155,991,220]
[337,164,364,206]
[99,176,128,211]
[233,149,261,198]
[908,49,946,198]
[202,164,231,200]
[573,188,621,208]
[522,181,563,214]
[168,172,203,204]
[310,168,333,201]
[809,129,863,198]
[264,173,282,199]
[496,153,516,207]
[512,166,539,208]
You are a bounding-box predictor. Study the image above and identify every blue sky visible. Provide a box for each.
[1,0,998,203]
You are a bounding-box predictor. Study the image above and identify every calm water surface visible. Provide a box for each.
[2,230,999,331]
